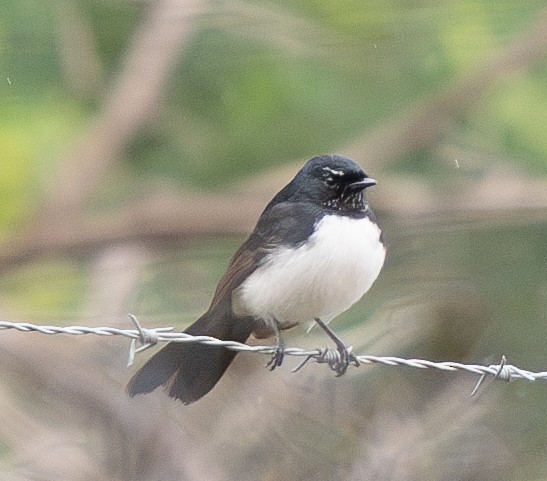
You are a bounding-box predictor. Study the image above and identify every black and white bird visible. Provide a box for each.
[127,154,386,404]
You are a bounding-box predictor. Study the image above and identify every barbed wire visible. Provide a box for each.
[0,317,546,395]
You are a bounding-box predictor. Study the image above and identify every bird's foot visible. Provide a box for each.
[266,335,285,371]
[313,318,359,376]
[330,343,359,377]
[292,344,359,374]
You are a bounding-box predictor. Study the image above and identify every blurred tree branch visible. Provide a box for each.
[347,8,547,168]
[2,6,547,271]
[37,0,205,227]
[55,1,104,99]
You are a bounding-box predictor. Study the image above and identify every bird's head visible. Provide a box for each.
[295,154,377,211]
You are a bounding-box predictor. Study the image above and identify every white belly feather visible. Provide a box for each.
[233,215,385,329]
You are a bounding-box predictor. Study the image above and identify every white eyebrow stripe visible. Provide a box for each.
[322,167,344,176]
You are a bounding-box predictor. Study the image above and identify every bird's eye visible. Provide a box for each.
[323,175,336,186]
[320,167,344,187]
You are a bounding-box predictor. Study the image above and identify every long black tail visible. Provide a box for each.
[126,311,253,404]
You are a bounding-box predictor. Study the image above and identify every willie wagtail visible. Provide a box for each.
[127,154,386,404]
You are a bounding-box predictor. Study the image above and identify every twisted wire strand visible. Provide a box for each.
[0,320,545,387]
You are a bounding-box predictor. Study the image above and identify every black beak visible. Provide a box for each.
[348,177,377,191]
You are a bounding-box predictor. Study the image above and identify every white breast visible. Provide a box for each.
[234,214,385,329]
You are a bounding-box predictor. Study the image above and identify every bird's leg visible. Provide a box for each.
[314,318,359,376]
[265,320,285,370]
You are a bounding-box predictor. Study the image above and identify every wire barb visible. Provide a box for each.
[0,319,545,387]
[291,346,360,374]
[470,355,509,396]
[127,314,172,366]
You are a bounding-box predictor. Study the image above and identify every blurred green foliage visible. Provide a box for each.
[0,2,546,478]
[1,0,545,336]
[0,100,85,236]
[0,0,546,321]
[1,0,546,219]
[482,69,547,171]
[1,259,87,320]
[83,1,141,74]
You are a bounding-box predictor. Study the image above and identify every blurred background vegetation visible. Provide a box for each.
[1,0,546,480]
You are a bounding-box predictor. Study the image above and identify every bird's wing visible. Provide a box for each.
[207,201,319,312]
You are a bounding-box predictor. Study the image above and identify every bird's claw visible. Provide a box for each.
[292,344,359,375]
[331,344,359,376]
[266,341,285,370]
